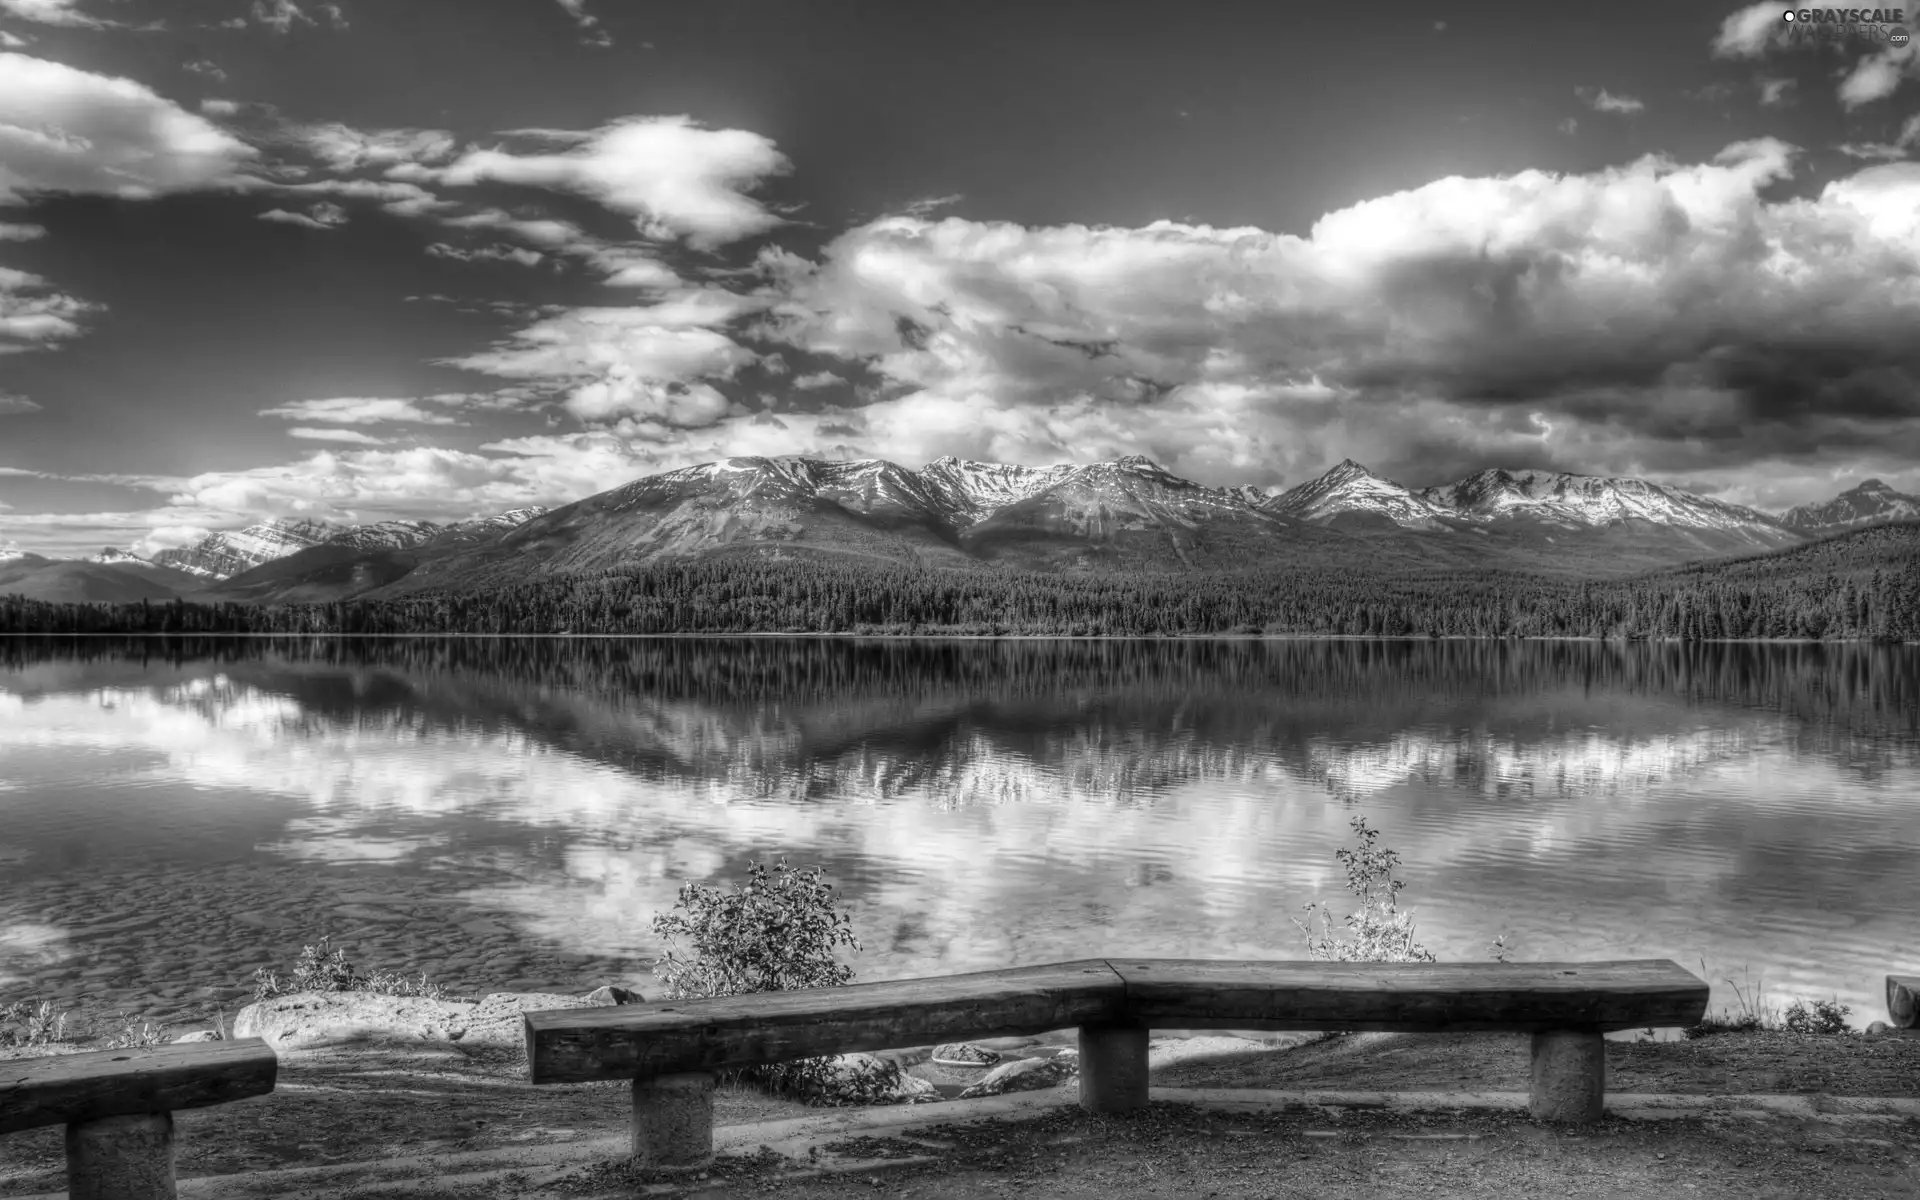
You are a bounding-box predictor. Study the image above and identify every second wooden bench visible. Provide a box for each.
[524,957,1708,1166]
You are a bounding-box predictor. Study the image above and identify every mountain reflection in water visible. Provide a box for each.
[1,636,1917,1028]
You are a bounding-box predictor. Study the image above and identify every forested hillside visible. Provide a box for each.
[3,523,1916,640]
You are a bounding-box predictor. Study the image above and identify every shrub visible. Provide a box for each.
[0,999,69,1048]
[1294,817,1437,964]
[1783,998,1851,1035]
[651,858,861,1102]
[252,936,447,1001]
[104,1012,166,1050]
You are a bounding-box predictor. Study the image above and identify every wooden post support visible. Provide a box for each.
[1528,1030,1605,1123]
[1887,976,1920,1029]
[65,1112,177,1200]
[631,1072,714,1167]
[1078,1022,1149,1113]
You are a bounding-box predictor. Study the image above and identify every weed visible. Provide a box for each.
[0,999,69,1048]
[252,935,447,1001]
[1294,817,1437,964]
[1783,998,1851,1035]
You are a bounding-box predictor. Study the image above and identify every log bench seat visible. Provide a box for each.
[0,1038,278,1200]
[524,957,1707,1166]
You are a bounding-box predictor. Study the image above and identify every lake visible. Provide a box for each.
[3,636,1918,1032]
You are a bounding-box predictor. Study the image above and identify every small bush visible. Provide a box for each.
[104,1012,166,1050]
[1783,998,1851,1035]
[1294,817,1437,964]
[651,858,861,1102]
[0,999,69,1048]
[252,936,447,1001]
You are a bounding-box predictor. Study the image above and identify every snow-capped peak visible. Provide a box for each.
[87,547,148,564]
[1780,478,1920,533]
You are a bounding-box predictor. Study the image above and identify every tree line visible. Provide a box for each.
[3,535,1917,641]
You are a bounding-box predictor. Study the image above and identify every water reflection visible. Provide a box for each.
[1,636,1918,1027]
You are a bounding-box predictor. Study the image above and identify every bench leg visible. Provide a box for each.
[1078,1022,1149,1113]
[66,1112,176,1200]
[1529,1030,1605,1123]
[632,1071,714,1167]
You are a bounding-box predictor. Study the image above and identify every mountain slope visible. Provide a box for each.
[1781,480,1920,535]
[0,558,207,603]
[199,507,550,604]
[152,519,341,580]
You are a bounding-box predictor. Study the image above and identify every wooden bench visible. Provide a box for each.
[0,1038,277,1200]
[525,958,1707,1166]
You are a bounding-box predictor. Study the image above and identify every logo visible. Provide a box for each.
[1780,9,1910,42]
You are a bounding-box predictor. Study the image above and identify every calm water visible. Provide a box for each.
[3,636,1918,1031]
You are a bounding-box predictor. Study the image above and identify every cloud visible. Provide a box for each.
[445,289,763,428]
[729,139,1920,509]
[426,116,790,249]
[0,0,113,28]
[1557,117,1579,136]
[293,123,457,172]
[1834,112,1920,160]
[1576,87,1645,114]
[425,242,545,267]
[256,201,347,229]
[258,396,468,425]
[249,0,312,33]
[184,58,226,82]
[1711,2,1786,57]
[1757,77,1796,107]
[0,53,256,202]
[0,221,44,239]
[1837,41,1919,108]
[554,0,611,46]
[0,265,97,349]
[0,391,41,414]
[288,426,385,444]
[791,370,841,390]
[199,97,239,116]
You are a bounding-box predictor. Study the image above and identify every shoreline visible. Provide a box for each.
[4,632,1917,644]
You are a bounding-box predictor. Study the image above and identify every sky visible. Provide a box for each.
[0,0,1917,557]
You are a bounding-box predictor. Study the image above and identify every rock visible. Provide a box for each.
[452,992,609,1049]
[956,1054,1078,1099]
[171,1030,221,1043]
[1868,1021,1891,1036]
[801,1053,941,1106]
[232,992,475,1051]
[583,985,643,1005]
[929,1041,999,1066]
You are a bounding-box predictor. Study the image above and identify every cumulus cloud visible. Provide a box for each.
[199,97,239,116]
[0,265,97,349]
[0,53,256,202]
[0,391,41,414]
[184,59,226,82]
[1711,2,1787,57]
[445,289,763,429]
[1757,76,1797,106]
[256,201,347,229]
[161,445,594,523]
[425,242,545,267]
[258,396,468,425]
[0,221,44,239]
[730,139,1920,508]
[426,116,790,249]
[1576,87,1646,114]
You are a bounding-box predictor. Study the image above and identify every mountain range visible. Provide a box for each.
[1,458,1916,606]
